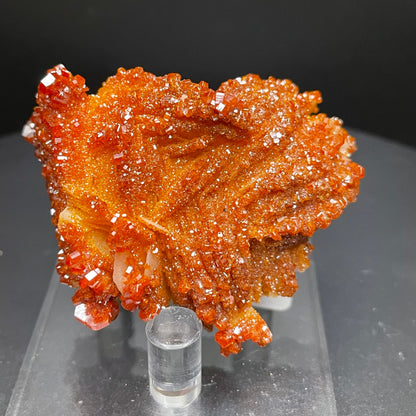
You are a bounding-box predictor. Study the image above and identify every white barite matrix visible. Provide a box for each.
[146,306,202,407]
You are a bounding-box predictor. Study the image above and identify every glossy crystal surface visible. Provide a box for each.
[23,65,363,355]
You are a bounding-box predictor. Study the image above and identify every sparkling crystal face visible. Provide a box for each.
[23,65,364,355]
[40,72,56,87]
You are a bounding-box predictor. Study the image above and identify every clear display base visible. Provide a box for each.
[146,306,202,408]
[6,260,337,415]
[149,373,201,408]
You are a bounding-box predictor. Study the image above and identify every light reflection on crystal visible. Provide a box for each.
[23,64,364,356]
[40,73,56,87]
[74,303,110,331]
[22,122,36,138]
[85,268,100,281]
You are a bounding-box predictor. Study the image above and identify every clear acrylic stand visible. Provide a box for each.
[6,259,337,416]
[146,306,202,408]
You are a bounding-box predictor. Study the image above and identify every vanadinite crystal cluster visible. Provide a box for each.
[23,64,364,355]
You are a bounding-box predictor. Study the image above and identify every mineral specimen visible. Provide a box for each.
[23,64,364,355]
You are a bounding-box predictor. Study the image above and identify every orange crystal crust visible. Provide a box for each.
[24,65,364,355]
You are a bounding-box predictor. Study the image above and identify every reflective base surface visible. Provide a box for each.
[7,260,336,416]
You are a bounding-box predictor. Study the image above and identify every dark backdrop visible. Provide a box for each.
[1,0,415,147]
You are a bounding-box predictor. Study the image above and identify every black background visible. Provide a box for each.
[1,0,415,147]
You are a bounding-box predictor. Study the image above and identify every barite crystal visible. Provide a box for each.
[24,64,364,355]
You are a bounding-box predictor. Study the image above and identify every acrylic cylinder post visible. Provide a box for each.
[146,306,202,408]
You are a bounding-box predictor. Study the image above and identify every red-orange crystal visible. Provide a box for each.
[24,64,364,355]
